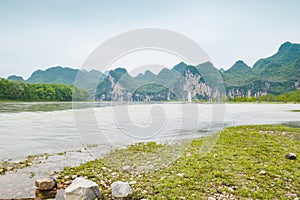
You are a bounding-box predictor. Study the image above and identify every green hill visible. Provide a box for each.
[223,41,300,96]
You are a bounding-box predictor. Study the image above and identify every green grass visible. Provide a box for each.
[291,110,300,112]
[57,125,300,199]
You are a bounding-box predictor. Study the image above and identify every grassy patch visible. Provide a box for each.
[57,125,300,199]
[0,153,50,175]
[291,110,300,112]
[0,145,99,175]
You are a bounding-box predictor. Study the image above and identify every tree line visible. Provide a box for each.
[227,90,300,103]
[0,78,88,101]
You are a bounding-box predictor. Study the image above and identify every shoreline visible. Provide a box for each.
[56,124,300,199]
[1,124,299,199]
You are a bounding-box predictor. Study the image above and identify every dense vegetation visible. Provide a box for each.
[58,125,300,199]
[8,66,104,98]
[0,78,88,101]
[228,90,300,103]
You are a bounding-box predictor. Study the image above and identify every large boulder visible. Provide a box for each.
[35,177,57,190]
[111,181,131,198]
[64,177,101,200]
[55,189,66,200]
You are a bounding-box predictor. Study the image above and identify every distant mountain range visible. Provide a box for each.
[7,41,300,101]
[223,41,300,97]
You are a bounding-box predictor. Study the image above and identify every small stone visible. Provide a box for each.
[227,187,234,193]
[208,197,216,200]
[129,181,136,185]
[176,173,184,177]
[111,181,131,198]
[64,176,70,180]
[64,177,101,200]
[285,153,297,160]
[64,181,71,185]
[232,186,238,190]
[6,166,13,171]
[121,165,132,173]
[49,171,56,176]
[71,175,77,179]
[111,172,118,176]
[35,177,57,190]
[0,169,4,173]
[249,176,255,180]
[260,170,267,175]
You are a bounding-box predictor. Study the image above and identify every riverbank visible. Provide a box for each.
[57,125,300,199]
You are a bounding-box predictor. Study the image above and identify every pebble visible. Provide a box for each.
[259,170,266,175]
[111,172,118,176]
[129,181,136,185]
[227,187,234,193]
[7,166,14,171]
[285,153,297,160]
[64,181,71,185]
[208,197,216,200]
[122,165,132,173]
[49,171,56,176]
[186,153,192,157]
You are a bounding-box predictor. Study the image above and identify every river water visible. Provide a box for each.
[0,102,299,198]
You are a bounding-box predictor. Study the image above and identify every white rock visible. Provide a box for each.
[129,181,136,185]
[55,189,66,200]
[121,165,132,173]
[111,172,118,176]
[111,181,131,198]
[260,170,266,175]
[64,177,101,200]
[227,187,234,193]
[72,175,77,179]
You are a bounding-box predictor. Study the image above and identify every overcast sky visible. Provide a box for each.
[1,0,300,78]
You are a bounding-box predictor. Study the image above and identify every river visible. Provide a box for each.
[0,102,299,198]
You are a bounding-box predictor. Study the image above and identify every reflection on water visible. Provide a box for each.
[0,101,114,113]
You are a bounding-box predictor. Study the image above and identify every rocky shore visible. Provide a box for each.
[2,125,299,199]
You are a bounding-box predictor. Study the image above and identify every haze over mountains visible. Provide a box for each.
[7,41,300,101]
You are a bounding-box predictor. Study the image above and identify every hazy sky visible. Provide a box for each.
[1,0,300,78]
